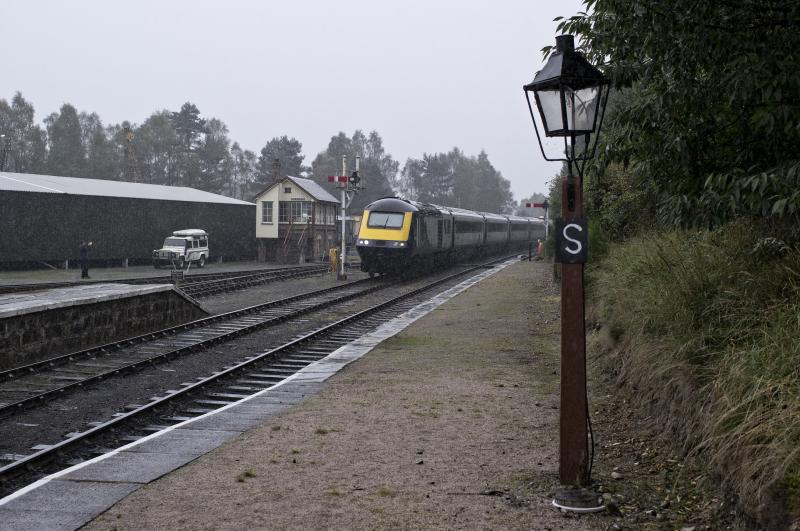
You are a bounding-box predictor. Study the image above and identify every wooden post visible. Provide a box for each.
[559,174,588,486]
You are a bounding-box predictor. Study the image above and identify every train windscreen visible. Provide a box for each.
[367,212,404,229]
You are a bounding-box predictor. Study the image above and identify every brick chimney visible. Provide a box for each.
[271,158,281,183]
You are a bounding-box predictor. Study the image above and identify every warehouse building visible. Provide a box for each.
[0,172,256,268]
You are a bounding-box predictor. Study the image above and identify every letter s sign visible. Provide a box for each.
[555,217,588,264]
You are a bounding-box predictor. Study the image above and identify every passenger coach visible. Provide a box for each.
[356,197,545,276]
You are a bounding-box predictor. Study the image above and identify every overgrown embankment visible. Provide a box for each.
[587,221,800,528]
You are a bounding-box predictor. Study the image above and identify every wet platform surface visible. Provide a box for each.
[0,260,307,286]
[0,283,175,319]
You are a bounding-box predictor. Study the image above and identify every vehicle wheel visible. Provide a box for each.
[198,255,206,268]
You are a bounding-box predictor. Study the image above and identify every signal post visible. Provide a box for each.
[327,156,363,280]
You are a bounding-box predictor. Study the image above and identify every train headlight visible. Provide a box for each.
[392,241,406,247]
[359,239,370,245]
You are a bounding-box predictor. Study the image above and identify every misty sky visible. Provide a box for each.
[0,0,585,200]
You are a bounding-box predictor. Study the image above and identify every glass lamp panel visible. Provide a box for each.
[535,87,565,136]
[565,85,600,134]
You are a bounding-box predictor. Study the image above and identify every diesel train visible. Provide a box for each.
[356,197,546,276]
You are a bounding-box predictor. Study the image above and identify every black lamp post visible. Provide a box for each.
[523,34,608,511]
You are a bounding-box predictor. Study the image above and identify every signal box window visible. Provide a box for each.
[279,201,313,223]
[284,187,292,193]
[368,212,404,229]
[261,201,273,224]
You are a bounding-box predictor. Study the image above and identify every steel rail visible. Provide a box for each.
[179,265,328,297]
[0,258,508,488]
[0,265,328,294]
[0,278,386,418]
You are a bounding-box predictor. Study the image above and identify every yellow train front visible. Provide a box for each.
[355,197,418,276]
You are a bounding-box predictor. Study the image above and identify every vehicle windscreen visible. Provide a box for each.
[367,212,404,229]
[164,238,186,247]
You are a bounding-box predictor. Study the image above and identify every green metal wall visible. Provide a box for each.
[0,191,256,264]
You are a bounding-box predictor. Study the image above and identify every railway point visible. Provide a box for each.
[0,259,615,530]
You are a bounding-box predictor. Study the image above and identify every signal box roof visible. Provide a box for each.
[254,176,339,204]
[284,176,339,203]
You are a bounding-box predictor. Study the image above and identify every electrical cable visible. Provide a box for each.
[583,263,595,485]
[586,396,595,484]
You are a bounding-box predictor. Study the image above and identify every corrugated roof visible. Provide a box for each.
[285,176,340,204]
[0,172,254,205]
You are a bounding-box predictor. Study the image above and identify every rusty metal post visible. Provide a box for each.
[559,173,588,486]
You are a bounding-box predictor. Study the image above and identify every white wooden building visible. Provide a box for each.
[253,176,340,263]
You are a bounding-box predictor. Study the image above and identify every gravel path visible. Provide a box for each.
[84,261,606,530]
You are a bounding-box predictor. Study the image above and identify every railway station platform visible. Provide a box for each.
[0,260,608,530]
[0,260,312,286]
[0,283,207,371]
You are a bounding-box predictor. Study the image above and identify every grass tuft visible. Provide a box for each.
[377,487,396,497]
[236,468,257,483]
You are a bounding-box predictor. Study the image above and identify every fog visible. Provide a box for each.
[0,0,585,199]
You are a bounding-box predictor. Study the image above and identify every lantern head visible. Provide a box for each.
[524,35,609,164]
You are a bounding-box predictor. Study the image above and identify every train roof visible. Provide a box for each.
[364,197,419,212]
[364,197,531,222]
[445,206,484,220]
[365,197,450,216]
[480,211,508,222]
[412,201,453,216]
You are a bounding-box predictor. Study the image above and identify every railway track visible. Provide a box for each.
[0,264,328,296]
[0,277,384,418]
[177,265,329,298]
[0,256,512,497]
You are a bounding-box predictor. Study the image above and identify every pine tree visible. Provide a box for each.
[45,103,86,177]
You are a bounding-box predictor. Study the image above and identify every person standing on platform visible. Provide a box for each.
[80,240,93,279]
